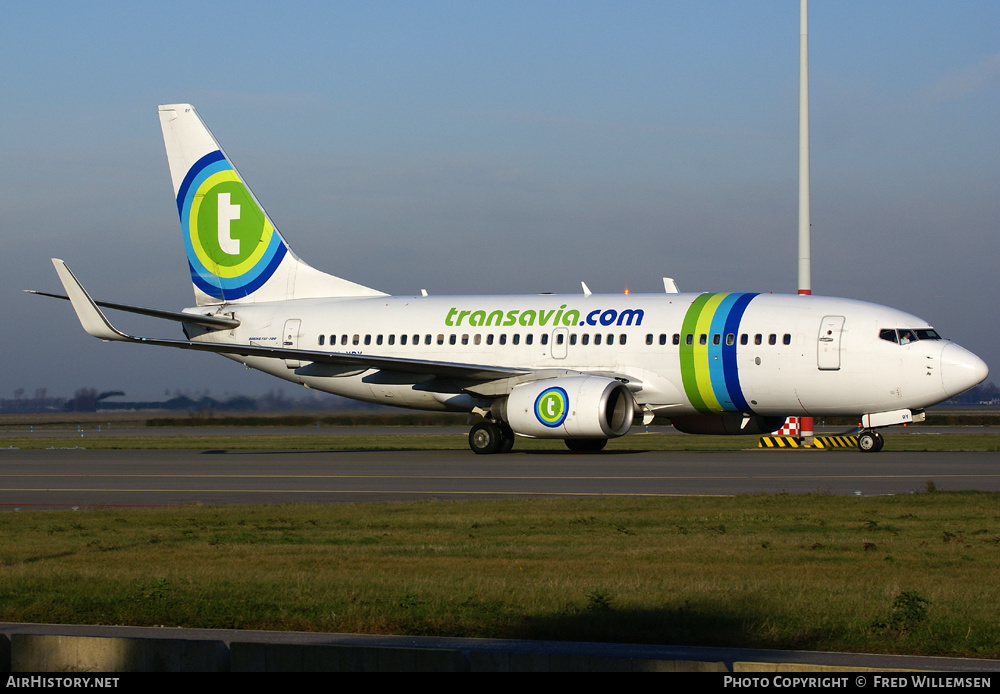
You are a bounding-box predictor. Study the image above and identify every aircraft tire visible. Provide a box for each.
[858,430,881,453]
[497,424,515,453]
[469,422,502,455]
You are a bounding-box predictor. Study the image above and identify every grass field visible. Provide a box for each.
[1,493,998,658]
[3,430,1000,452]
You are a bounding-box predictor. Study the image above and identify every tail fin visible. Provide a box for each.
[158,104,386,305]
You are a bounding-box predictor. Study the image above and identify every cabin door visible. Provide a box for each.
[551,328,568,359]
[283,319,302,368]
[817,315,845,370]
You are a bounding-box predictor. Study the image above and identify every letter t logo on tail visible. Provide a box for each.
[217,192,241,255]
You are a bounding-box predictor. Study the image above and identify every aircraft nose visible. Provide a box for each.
[940,343,989,398]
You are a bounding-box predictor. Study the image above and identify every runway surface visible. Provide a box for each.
[2,445,998,508]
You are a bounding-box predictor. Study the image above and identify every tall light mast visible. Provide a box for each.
[798,0,814,439]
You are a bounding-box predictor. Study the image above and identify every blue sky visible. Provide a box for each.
[2,1,997,401]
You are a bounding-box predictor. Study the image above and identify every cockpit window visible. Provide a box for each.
[879,328,943,344]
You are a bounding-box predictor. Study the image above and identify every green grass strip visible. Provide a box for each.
[2,432,999,451]
[1,493,998,658]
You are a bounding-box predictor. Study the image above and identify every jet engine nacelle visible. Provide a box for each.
[498,376,635,439]
[669,413,788,435]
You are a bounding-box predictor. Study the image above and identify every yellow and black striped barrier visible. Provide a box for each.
[812,435,860,449]
[759,435,860,449]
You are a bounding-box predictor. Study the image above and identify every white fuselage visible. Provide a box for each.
[188,291,984,419]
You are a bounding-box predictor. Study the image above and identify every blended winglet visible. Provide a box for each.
[51,259,129,342]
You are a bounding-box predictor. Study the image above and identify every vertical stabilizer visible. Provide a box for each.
[158,104,386,305]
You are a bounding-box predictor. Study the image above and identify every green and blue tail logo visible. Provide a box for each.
[175,150,287,301]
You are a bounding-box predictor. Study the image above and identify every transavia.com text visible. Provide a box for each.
[724,676,991,688]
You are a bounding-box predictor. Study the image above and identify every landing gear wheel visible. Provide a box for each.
[565,438,608,452]
[858,430,884,453]
[469,422,502,455]
[497,424,515,453]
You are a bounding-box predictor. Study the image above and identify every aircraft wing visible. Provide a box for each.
[48,259,532,383]
[23,289,240,330]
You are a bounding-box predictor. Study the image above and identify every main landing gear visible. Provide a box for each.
[857,429,885,453]
[467,422,609,454]
[469,421,515,455]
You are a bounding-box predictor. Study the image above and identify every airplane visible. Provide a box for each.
[35,104,989,454]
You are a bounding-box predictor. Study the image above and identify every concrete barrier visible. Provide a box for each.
[10,634,228,672]
[3,632,726,672]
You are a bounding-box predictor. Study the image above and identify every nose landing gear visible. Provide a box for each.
[857,430,885,452]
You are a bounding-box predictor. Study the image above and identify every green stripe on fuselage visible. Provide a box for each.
[679,293,731,413]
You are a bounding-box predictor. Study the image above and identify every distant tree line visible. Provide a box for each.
[0,387,372,413]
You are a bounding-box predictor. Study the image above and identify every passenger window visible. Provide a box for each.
[541,334,549,345]
[526,334,533,345]
[619,334,627,345]
[388,335,395,345]
[513,334,520,345]
[449,335,457,345]
[499,334,507,345]
[376,335,383,345]
[685,334,693,346]
[754,334,762,345]
[318,335,325,346]
[461,334,469,345]
[353,334,360,345]
[740,334,748,345]
[673,334,680,346]
[400,334,407,345]
[594,334,602,346]
[581,334,589,345]
[474,334,481,345]
[768,334,776,345]
[570,334,577,345]
[646,334,654,345]
[783,334,791,345]
[712,334,720,346]
[486,334,493,345]
[699,334,707,346]
[365,335,372,345]
[436,334,444,345]
[726,334,735,346]
[659,334,667,346]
